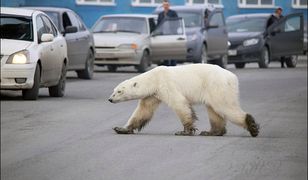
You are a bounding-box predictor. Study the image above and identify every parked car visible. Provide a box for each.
[92,14,187,72]
[226,13,304,68]
[26,7,95,79]
[154,5,229,68]
[0,7,68,100]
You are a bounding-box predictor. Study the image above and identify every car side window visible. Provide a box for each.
[41,15,57,37]
[36,16,45,43]
[67,11,80,32]
[284,16,300,32]
[209,12,225,27]
[75,13,87,31]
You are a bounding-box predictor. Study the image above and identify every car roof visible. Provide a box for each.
[227,13,271,19]
[0,7,37,17]
[24,6,73,13]
[102,14,156,18]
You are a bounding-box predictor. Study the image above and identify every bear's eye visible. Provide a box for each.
[117,90,122,93]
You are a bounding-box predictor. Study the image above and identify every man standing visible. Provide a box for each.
[157,0,178,66]
[266,7,286,68]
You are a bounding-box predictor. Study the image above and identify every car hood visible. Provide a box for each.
[0,39,32,55]
[93,33,147,47]
[228,32,262,42]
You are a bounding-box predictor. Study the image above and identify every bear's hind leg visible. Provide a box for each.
[200,105,227,136]
[173,104,198,136]
[113,96,161,134]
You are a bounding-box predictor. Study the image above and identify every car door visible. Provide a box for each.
[268,13,304,58]
[36,15,56,83]
[150,17,187,62]
[67,11,89,69]
[62,12,80,70]
[206,11,228,56]
[41,15,63,82]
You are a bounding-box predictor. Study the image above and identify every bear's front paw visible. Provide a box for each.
[175,130,195,136]
[113,127,134,134]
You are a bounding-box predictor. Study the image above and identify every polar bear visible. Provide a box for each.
[108,64,259,137]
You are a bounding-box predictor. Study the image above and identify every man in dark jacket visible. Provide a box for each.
[157,0,178,66]
[267,7,286,68]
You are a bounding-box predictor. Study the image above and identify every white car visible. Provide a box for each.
[1,7,68,100]
[92,14,187,72]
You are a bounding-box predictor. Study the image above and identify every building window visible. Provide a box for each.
[238,0,275,8]
[131,0,163,7]
[76,0,115,6]
[186,0,221,5]
[292,0,307,8]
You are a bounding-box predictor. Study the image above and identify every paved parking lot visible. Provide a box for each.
[1,58,307,180]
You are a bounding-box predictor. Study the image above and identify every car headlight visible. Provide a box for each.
[118,43,138,49]
[6,50,30,64]
[243,38,259,47]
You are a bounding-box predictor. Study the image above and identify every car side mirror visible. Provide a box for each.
[65,26,78,34]
[41,33,54,42]
[151,30,162,37]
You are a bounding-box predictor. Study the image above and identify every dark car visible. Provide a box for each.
[154,5,229,68]
[26,7,95,79]
[226,13,304,68]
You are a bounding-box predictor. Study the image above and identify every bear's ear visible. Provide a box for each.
[133,82,138,87]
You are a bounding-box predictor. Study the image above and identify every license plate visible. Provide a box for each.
[228,50,237,56]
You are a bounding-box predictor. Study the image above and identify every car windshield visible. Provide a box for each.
[0,15,33,41]
[227,17,268,33]
[177,12,202,27]
[92,17,148,34]
[43,11,60,30]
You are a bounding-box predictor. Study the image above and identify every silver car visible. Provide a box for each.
[92,14,187,72]
[27,7,95,79]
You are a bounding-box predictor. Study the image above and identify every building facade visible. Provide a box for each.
[1,0,307,28]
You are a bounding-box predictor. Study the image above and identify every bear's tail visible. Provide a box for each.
[245,114,259,137]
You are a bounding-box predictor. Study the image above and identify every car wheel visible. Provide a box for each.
[77,50,94,79]
[137,50,150,73]
[285,55,297,68]
[107,65,117,72]
[235,63,245,69]
[22,64,40,100]
[216,54,228,69]
[49,62,66,97]
[259,47,270,68]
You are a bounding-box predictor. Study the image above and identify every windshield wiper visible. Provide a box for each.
[93,30,115,33]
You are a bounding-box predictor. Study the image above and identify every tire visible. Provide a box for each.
[22,64,40,100]
[49,62,66,97]
[235,63,245,69]
[285,55,297,68]
[259,47,270,68]
[137,51,150,73]
[77,50,94,79]
[107,65,117,72]
[216,54,228,69]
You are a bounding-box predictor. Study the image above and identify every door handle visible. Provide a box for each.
[177,37,185,40]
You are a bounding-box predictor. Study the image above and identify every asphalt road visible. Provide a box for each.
[1,60,307,180]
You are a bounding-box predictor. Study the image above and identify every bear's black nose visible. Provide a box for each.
[108,98,113,103]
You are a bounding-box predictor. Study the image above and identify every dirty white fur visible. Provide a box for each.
[109,64,248,133]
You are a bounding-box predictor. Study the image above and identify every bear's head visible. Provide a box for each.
[108,79,150,103]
